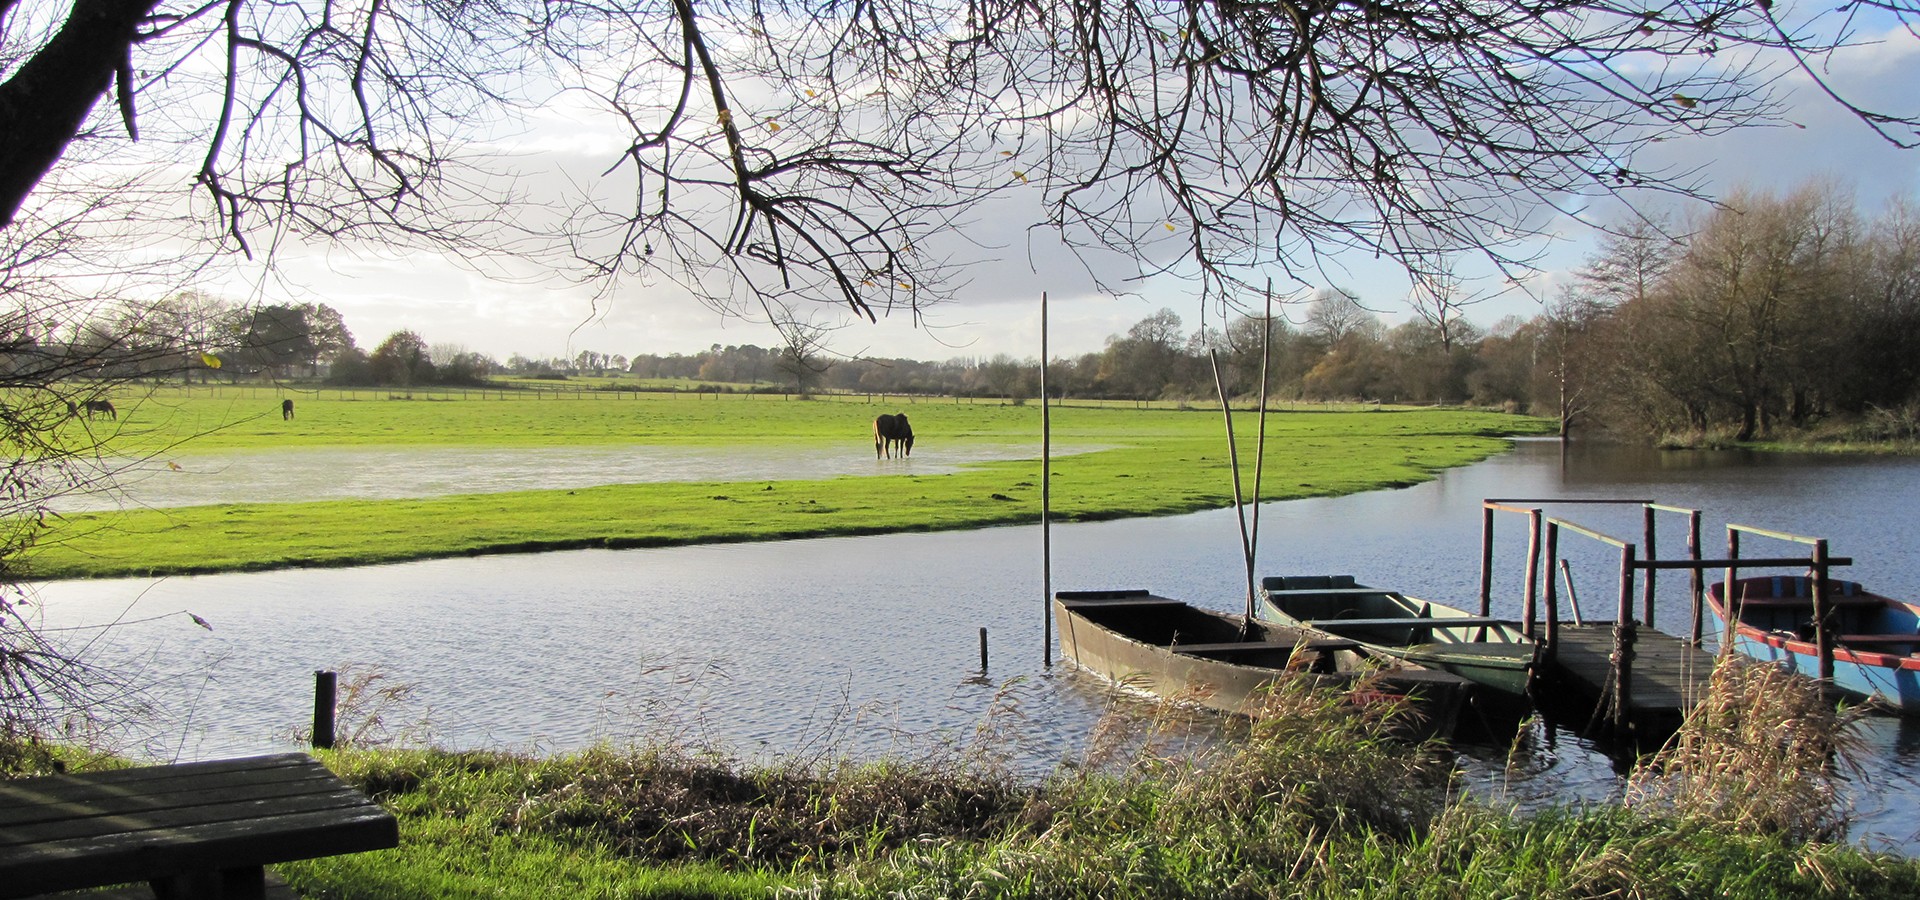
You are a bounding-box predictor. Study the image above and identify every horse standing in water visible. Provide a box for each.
[873,413,914,459]
[282,398,295,420]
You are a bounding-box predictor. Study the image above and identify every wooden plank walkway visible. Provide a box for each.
[1538,623,1719,734]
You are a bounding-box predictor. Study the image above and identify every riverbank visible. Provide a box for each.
[254,661,1920,899]
[27,394,1550,580]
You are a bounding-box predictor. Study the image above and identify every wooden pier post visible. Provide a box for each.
[1687,510,1704,646]
[1642,505,1657,628]
[1522,509,1542,640]
[1611,544,1637,732]
[313,670,337,750]
[1724,527,1741,646]
[1479,506,1495,617]
[979,627,990,672]
[1541,522,1560,662]
[1813,539,1834,682]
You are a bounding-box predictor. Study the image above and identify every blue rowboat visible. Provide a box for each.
[1708,575,1920,712]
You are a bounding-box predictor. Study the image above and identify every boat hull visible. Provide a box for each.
[1708,575,1920,712]
[1055,589,1468,737]
[1257,575,1537,696]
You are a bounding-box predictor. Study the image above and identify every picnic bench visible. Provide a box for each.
[0,752,397,900]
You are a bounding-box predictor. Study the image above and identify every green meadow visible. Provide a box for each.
[28,387,1553,580]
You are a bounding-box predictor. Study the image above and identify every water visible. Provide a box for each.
[23,438,1920,852]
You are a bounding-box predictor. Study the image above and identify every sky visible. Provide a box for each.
[211,24,1920,368]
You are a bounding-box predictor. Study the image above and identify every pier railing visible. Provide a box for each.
[1480,499,1852,731]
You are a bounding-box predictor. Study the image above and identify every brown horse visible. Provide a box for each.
[873,413,914,458]
[82,399,116,419]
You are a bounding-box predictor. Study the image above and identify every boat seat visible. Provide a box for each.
[1171,639,1360,654]
[1305,616,1505,628]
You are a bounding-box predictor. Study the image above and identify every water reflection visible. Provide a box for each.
[27,438,1920,852]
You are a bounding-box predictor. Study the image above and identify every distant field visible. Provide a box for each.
[29,386,1554,580]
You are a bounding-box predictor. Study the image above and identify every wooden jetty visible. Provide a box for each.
[1478,498,1855,742]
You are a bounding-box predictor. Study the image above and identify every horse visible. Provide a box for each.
[873,413,914,459]
[82,399,116,419]
[282,398,295,420]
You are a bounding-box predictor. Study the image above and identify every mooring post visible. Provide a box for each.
[979,627,989,672]
[313,670,337,750]
[1478,505,1495,617]
[1814,539,1834,682]
[1612,543,1637,732]
[1687,510,1704,646]
[1724,527,1741,646]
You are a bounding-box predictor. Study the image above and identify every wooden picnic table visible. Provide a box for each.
[0,752,397,899]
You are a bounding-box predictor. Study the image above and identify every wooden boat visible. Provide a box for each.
[1708,575,1920,712]
[1257,575,1537,696]
[1054,589,1469,737]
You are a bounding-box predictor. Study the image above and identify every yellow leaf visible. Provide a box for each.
[767,120,781,131]
[1165,222,1177,232]
[1671,93,1698,109]
[862,280,875,287]
[200,353,222,369]
[1001,150,1014,156]
[805,89,817,98]
[1013,170,1028,183]
[897,281,913,289]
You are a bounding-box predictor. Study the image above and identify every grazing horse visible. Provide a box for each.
[282,398,295,420]
[873,413,914,459]
[82,399,116,419]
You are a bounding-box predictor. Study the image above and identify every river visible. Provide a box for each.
[23,438,1920,853]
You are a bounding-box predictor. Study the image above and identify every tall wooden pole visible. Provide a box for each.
[1042,293,1052,667]
[1209,350,1257,617]
[1247,283,1274,619]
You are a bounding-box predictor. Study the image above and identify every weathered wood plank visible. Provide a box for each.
[0,754,396,900]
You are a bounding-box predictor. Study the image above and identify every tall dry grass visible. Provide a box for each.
[1628,656,1866,842]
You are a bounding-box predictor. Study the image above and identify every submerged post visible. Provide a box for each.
[313,670,337,750]
[979,627,989,672]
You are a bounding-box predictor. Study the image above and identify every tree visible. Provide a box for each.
[3,0,1917,331]
[368,330,434,387]
[241,305,318,376]
[1304,290,1376,348]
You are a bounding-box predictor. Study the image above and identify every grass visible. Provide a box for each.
[250,659,1920,899]
[26,389,1552,579]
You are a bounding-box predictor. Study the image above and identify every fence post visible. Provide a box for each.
[312,670,337,750]
[1541,522,1560,659]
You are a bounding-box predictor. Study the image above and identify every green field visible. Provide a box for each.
[28,387,1554,580]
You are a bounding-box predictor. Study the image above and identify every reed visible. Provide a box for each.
[1628,656,1867,843]
[269,670,1920,899]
